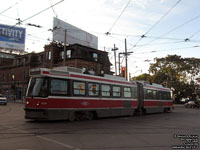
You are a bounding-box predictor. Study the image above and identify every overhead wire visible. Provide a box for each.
[133,13,200,52]
[134,45,200,55]
[10,0,64,28]
[106,33,200,53]
[49,0,58,17]
[129,0,182,50]
[0,0,24,15]
[106,0,131,34]
[186,28,200,40]
[143,0,182,36]
[108,32,200,42]
[0,0,64,53]
[0,0,64,50]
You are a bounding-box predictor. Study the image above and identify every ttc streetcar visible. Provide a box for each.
[24,67,173,121]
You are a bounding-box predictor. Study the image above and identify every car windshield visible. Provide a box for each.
[27,77,48,97]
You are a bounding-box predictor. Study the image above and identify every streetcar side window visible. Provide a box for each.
[167,92,171,100]
[161,91,171,100]
[145,89,153,99]
[132,87,138,99]
[88,83,99,96]
[157,91,160,100]
[113,86,121,97]
[101,84,111,97]
[50,78,68,96]
[161,91,167,100]
[123,87,131,98]
[152,90,157,99]
[73,81,86,96]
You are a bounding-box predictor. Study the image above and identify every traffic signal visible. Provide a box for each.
[121,67,126,77]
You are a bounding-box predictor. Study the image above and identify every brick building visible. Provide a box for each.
[0,43,112,100]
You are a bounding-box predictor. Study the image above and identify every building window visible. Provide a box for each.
[24,70,29,80]
[59,51,64,59]
[48,51,51,60]
[82,67,87,73]
[93,53,98,61]
[23,58,26,65]
[67,50,71,58]
[16,59,20,66]
[46,52,48,60]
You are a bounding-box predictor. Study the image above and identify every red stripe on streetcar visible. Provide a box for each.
[144,100,173,107]
[25,98,138,109]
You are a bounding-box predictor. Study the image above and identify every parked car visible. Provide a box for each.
[184,100,200,108]
[0,94,7,105]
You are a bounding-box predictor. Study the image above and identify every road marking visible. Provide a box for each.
[37,135,81,150]
[16,149,31,150]
[4,125,80,150]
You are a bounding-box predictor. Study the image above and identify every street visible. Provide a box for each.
[0,102,199,150]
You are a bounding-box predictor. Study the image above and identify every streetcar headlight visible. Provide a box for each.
[26,101,29,105]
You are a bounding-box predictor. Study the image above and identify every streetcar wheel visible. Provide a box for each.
[87,112,94,120]
[69,112,76,122]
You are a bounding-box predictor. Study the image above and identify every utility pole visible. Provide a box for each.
[124,38,133,80]
[112,44,118,75]
[118,52,123,76]
[63,29,67,66]
[125,39,128,80]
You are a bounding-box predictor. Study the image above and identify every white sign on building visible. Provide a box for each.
[53,17,98,49]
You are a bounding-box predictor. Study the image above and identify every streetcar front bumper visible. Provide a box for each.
[24,108,48,120]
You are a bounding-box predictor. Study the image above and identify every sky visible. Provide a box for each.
[0,0,200,77]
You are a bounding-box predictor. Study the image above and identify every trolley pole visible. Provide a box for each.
[112,44,118,75]
[63,29,67,66]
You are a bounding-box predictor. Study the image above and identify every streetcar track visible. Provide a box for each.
[80,145,171,149]
[0,106,199,150]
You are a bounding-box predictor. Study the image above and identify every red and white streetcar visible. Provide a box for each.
[24,67,173,121]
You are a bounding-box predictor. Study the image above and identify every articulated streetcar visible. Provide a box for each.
[24,67,173,121]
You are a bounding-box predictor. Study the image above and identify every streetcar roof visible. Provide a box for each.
[135,80,171,91]
[29,67,137,86]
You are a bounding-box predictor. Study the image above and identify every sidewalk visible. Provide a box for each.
[8,99,25,104]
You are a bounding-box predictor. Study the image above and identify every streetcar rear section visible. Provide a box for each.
[136,81,173,114]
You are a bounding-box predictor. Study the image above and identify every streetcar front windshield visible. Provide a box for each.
[27,77,48,97]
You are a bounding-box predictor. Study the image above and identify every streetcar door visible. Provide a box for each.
[137,82,144,109]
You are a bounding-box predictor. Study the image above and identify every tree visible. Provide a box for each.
[132,73,151,81]
[133,55,200,102]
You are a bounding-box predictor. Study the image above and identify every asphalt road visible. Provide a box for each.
[0,102,199,150]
